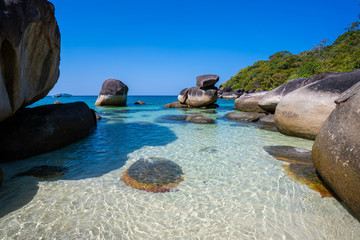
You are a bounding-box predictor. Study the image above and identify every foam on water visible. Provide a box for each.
[0,96,359,239]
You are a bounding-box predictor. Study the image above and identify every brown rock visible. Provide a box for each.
[0,0,61,122]
[163,101,188,108]
[135,101,146,105]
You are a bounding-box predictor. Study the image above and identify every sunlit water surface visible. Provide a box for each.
[0,96,359,239]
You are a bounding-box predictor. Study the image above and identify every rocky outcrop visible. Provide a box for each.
[95,79,128,106]
[275,70,360,139]
[196,74,219,88]
[178,88,189,103]
[0,0,61,122]
[259,73,341,113]
[185,114,214,124]
[0,102,97,162]
[234,91,269,112]
[164,101,188,108]
[218,87,244,99]
[186,87,217,108]
[312,81,360,219]
[225,112,266,122]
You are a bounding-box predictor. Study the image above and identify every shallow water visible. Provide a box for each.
[0,96,359,239]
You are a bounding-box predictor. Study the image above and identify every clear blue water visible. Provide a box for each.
[0,96,359,239]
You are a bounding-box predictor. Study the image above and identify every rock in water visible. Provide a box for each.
[178,88,189,104]
[163,101,188,108]
[0,102,97,161]
[196,74,219,88]
[312,81,360,219]
[264,146,313,165]
[0,168,3,187]
[185,115,214,124]
[234,91,269,113]
[95,79,129,106]
[225,112,266,122]
[15,165,69,179]
[120,158,184,193]
[275,69,360,140]
[186,87,217,108]
[134,101,146,105]
[0,0,61,122]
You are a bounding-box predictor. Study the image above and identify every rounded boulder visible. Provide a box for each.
[186,87,217,108]
[234,91,269,113]
[95,79,129,106]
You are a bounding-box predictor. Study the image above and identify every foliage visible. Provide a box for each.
[224,29,360,91]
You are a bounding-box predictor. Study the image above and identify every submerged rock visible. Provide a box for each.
[264,146,312,165]
[185,114,214,124]
[95,79,129,106]
[312,81,360,219]
[120,158,184,193]
[234,91,269,113]
[15,165,69,179]
[275,69,360,140]
[0,102,97,161]
[225,112,266,122]
[156,115,187,123]
[0,0,61,122]
[196,74,219,88]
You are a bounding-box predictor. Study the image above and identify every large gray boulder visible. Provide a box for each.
[312,81,360,219]
[0,102,97,161]
[275,69,360,139]
[196,74,219,88]
[234,91,269,113]
[259,73,341,113]
[0,0,61,122]
[178,88,189,104]
[95,79,129,106]
[186,87,217,108]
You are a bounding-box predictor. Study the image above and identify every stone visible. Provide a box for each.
[225,112,266,122]
[264,146,312,165]
[196,74,219,88]
[156,115,187,124]
[54,100,62,104]
[178,88,189,104]
[120,157,184,193]
[186,87,217,108]
[0,102,97,162]
[222,86,232,92]
[163,101,188,108]
[0,0,61,122]
[221,91,242,99]
[0,168,3,187]
[275,69,360,139]
[234,91,269,113]
[185,114,214,124]
[15,165,69,179]
[312,81,360,219]
[135,101,146,105]
[257,114,278,131]
[95,79,129,106]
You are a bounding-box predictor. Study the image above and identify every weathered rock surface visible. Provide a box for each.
[257,114,278,131]
[264,146,312,165]
[163,101,188,108]
[178,88,189,104]
[0,0,61,122]
[185,114,214,124]
[235,91,269,113]
[221,91,242,99]
[95,79,128,106]
[275,70,360,139]
[312,81,360,219]
[225,112,266,122]
[186,87,217,108]
[196,74,219,88]
[0,102,97,161]
[259,73,342,113]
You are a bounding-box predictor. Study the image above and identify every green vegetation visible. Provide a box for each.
[224,28,360,91]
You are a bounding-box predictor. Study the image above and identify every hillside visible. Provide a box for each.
[223,29,360,91]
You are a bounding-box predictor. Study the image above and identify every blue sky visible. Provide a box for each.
[49,0,359,95]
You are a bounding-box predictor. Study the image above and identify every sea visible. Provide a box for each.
[0,96,359,239]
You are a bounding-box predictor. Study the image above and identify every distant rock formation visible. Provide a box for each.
[0,102,97,162]
[218,86,244,99]
[0,0,61,122]
[275,69,360,139]
[312,81,360,219]
[134,101,146,105]
[95,79,129,106]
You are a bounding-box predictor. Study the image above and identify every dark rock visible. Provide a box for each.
[234,91,269,113]
[156,115,187,123]
[0,0,61,122]
[264,146,312,165]
[196,74,219,88]
[222,86,232,92]
[312,81,360,219]
[120,157,184,193]
[163,101,188,108]
[185,115,214,124]
[178,88,189,104]
[135,101,146,105]
[0,102,97,162]
[15,165,69,179]
[95,79,129,106]
[186,87,217,108]
[275,69,360,140]
[0,168,3,187]
[257,114,278,131]
[225,112,266,122]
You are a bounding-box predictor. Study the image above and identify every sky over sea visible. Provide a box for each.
[50,0,359,95]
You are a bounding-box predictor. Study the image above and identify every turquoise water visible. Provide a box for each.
[0,96,359,239]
